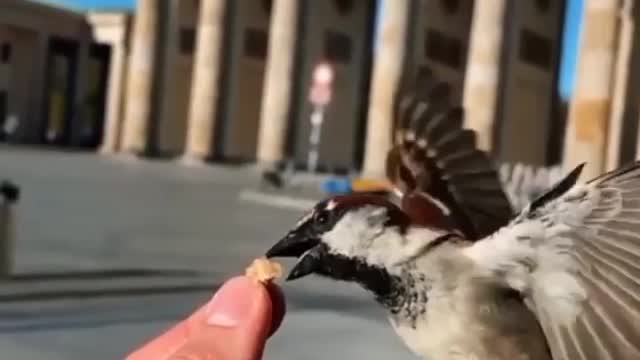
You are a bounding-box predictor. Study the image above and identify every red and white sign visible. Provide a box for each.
[309,85,332,106]
[312,62,334,86]
[309,62,334,106]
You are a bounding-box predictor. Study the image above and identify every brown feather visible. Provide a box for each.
[384,67,513,239]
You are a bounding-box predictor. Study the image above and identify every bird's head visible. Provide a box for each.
[266,193,458,297]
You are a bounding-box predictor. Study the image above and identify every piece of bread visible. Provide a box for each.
[245,257,283,284]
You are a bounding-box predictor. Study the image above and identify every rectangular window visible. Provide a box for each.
[0,44,11,63]
[324,30,352,64]
[0,91,6,123]
[179,27,196,55]
[243,28,268,60]
[519,29,552,70]
[424,28,462,69]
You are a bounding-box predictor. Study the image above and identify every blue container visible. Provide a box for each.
[322,178,352,195]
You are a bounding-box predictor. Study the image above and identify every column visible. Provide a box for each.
[256,0,300,168]
[462,0,508,152]
[563,0,621,179]
[361,0,411,177]
[182,0,227,163]
[607,0,633,171]
[120,0,161,155]
[70,31,91,146]
[99,23,129,154]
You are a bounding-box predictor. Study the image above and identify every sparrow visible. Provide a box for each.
[265,68,640,360]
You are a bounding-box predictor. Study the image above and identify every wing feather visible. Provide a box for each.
[385,68,514,239]
[424,109,464,142]
[466,161,640,359]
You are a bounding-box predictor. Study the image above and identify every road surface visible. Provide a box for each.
[0,147,415,360]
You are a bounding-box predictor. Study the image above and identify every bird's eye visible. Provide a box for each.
[315,211,329,225]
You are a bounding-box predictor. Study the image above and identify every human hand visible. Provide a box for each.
[125,276,286,360]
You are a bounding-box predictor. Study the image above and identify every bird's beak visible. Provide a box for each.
[266,229,319,258]
[285,245,325,281]
[265,231,324,281]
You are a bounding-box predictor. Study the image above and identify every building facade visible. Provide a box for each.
[3,0,640,181]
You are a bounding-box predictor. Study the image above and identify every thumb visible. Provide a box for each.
[167,276,274,360]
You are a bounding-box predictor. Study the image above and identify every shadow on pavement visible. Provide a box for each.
[6,268,201,282]
[0,280,384,333]
[0,312,192,334]
[0,283,217,302]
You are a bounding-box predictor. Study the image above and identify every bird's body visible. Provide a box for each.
[265,68,640,360]
[370,234,549,360]
[316,207,553,359]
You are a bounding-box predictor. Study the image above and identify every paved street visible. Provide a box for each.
[0,147,415,360]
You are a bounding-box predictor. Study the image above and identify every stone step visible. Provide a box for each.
[0,269,217,302]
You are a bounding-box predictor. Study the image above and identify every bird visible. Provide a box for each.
[265,67,640,360]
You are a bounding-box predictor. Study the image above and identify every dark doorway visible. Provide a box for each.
[41,36,78,146]
[78,43,111,149]
[216,1,271,163]
[0,90,6,142]
[289,0,376,174]
[0,42,11,142]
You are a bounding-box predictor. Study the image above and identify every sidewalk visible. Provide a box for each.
[0,148,414,360]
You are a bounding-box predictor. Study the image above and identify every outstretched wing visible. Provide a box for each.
[499,162,565,212]
[385,67,514,240]
[465,161,640,360]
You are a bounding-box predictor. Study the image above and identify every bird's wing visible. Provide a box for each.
[464,161,640,360]
[385,67,514,239]
[498,162,565,212]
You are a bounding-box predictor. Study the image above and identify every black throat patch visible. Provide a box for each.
[376,267,431,329]
[313,243,399,298]
[314,245,428,328]
[311,244,430,329]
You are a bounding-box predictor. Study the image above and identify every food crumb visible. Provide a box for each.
[246,257,283,284]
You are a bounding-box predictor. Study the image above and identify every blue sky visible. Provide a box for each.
[559,0,584,100]
[38,0,135,11]
[43,0,583,100]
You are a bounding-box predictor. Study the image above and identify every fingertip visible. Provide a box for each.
[220,276,286,338]
[265,282,286,337]
[216,275,271,301]
[204,276,270,326]
[128,276,283,360]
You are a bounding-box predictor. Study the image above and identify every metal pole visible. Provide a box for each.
[0,181,19,278]
[307,105,325,173]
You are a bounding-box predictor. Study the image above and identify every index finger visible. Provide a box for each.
[124,278,286,360]
[124,301,207,360]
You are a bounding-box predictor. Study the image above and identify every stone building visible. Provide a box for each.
[0,0,130,150]
[5,0,640,182]
[121,0,376,173]
[364,0,568,175]
[1,0,91,146]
